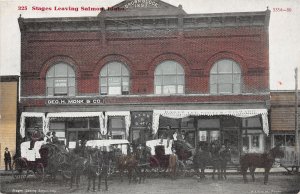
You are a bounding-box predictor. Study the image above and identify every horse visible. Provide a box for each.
[193,143,211,180]
[68,150,87,189]
[116,145,139,184]
[240,145,284,184]
[85,147,109,192]
[218,146,232,180]
[135,145,152,183]
[40,143,69,182]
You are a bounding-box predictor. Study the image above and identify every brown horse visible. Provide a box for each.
[240,145,284,184]
[116,146,139,184]
[168,150,178,180]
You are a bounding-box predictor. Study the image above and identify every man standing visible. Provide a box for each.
[4,147,12,171]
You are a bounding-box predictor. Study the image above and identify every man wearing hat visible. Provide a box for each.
[4,147,12,171]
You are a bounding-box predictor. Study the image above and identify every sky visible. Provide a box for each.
[0,0,299,90]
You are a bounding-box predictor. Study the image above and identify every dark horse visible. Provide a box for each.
[240,145,284,184]
[135,145,152,183]
[85,147,109,191]
[193,142,231,180]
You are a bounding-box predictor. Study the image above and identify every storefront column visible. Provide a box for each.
[194,116,199,148]
[239,117,243,155]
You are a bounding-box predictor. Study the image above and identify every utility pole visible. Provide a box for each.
[295,67,299,170]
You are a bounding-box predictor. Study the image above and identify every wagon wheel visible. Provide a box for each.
[34,163,45,181]
[11,158,28,180]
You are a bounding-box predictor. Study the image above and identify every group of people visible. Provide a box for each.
[29,129,59,150]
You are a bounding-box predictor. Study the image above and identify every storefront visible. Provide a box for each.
[18,0,271,155]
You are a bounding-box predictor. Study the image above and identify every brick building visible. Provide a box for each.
[18,0,270,160]
[0,76,19,168]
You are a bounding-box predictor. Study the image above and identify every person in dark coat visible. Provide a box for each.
[29,129,43,150]
[4,147,12,171]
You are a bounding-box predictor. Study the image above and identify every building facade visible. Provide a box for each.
[270,90,299,167]
[0,76,19,168]
[18,0,270,161]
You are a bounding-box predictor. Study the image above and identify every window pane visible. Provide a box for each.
[155,76,162,85]
[163,76,177,85]
[233,63,241,73]
[211,65,218,73]
[210,75,218,84]
[108,63,121,76]
[218,83,232,93]
[233,74,241,83]
[163,85,176,94]
[69,87,75,96]
[68,78,75,86]
[54,79,67,87]
[218,60,232,73]
[100,66,107,76]
[218,74,232,83]
[68,66,75,77]
[233,84,240,94]
[122,77,129,86]
[210,84,217,94]
[55,64,68,76]
[178,85,184,93]
[47,68,54,77]
[176,65,184,75]
[100,77,107,86]
[155,86,161,94]
[47,78,54,87]
[109,86,121,95]
[101,87,107,94]
[122,66,129,76]
[47,87,53,96]
[55,87,67,95]
[177,75,184,84]
[108,77,121,86]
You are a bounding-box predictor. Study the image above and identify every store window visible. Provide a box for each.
[46,63,75,96]
[242,133,264,153]
[210,59,241,94]
[100,62,129,95]
[274,134,295,147]
[154,60,185,95]
[108,117,126,139]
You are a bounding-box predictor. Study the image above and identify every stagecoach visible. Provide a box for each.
[11,141,47,181]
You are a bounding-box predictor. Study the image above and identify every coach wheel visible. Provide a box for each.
[12,158,28,180]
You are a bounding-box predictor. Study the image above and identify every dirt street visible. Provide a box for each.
[1,173,300,194]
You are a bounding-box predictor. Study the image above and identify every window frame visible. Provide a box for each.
[46,63,76,97]
[99,62,130,96]
[210,59,242,94]
[154,60,185,95]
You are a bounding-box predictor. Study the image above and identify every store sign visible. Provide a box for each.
[124,0,159,8]
[54,79,67,87]
[46,98,104,105]
[131,111,152,128]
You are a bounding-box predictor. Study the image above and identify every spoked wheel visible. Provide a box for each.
[34,163,45,181]
[11,158,28,180]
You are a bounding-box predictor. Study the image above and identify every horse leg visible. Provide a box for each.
[98,174,101,191]
[87,176,91,191]
[249,167,255,182]
[92,177,96,192]
[105,174,108,191]
[241,167,248,183]
[264,168,270,185]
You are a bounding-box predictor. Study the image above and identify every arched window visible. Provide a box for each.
[154,61,185,94]
[46,63,75,96]
[100,62,129,95]
[210,59,241,94]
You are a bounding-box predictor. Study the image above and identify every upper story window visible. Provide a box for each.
[100,62,129,95]
[46,63,75,96]
[210,59,241,94]
[154,61,185,95]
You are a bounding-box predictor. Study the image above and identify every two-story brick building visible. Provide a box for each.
[18,0,270,159]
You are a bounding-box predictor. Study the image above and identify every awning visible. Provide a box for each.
[104,111,131,138]
[20,112,46,138]
[152,109,269,136]
[45,112,105,134]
